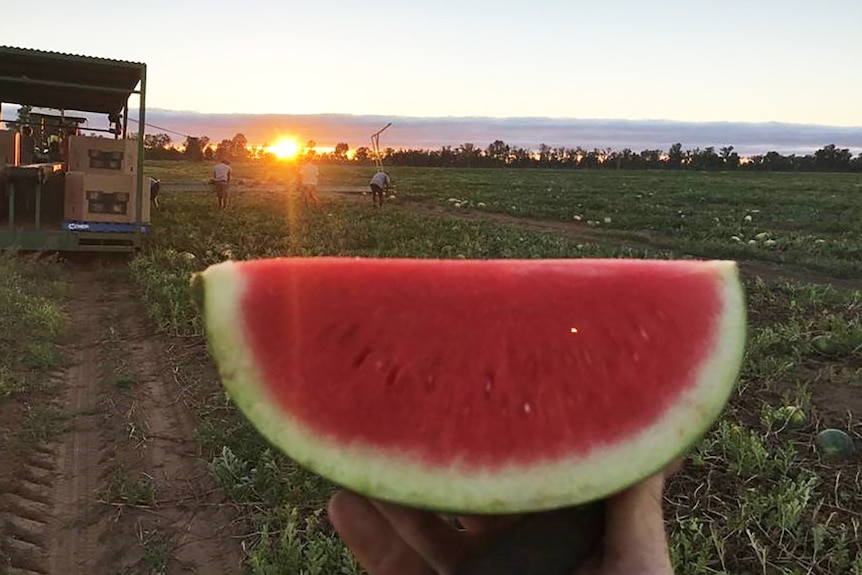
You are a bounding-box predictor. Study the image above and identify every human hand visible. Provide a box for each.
[328,460,681,575]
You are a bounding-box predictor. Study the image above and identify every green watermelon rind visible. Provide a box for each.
[815,429,857,459]
[192,258,747,514]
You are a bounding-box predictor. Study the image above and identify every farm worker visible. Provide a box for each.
[369,170,391,208]
[20,125,36,165]
[298,157,320,206]
[328,459,681,575]
[148,176,161,209]
[47,134,61,162]
[212,158,232,210]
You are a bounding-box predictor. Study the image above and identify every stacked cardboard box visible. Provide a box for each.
[64,172,150,224]
[63,135,149,224]
[66,135,137,175]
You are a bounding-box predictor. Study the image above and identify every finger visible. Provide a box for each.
[328,491,436,575]
[372,499,473,575]
[665,456,685,478]
[600,468,674,573]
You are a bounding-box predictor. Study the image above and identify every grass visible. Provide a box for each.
[138,526,172,575]
[0,251,69,398]
[21,403,68,443]
[104,465,157,507]
[131,168,861,574]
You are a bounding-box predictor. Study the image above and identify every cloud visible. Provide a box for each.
[3,104,861,156]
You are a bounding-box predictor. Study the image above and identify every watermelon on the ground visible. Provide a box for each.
[774,405,807,430]
[810,334,843,357]
[192,257,747,514]
[815,428,857,460]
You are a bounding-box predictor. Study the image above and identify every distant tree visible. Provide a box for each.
[688,146,722,170]
[814,144,852,171]
[537,143,553,167]
[217,139,232,160]
[143,133,174,159]
[353,146,371,164]
[667,143,684,169]
[144,133,172,149]
[485,140,510,166]
[508,146,531,168]
[333,142,349,161]
[439,146,456,167]
[720,146,739,169]
[761,151,790,171]
[641,149,663,169]
[230,133,249,160]
[456,142,481,167]
[7,105,32,131]
[581,149,601,169]
[616,148,642,169]
[184,136,204,162]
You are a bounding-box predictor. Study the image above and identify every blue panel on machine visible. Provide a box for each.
[62,221,151,234]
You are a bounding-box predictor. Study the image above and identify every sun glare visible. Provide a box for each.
[266,138,301,160]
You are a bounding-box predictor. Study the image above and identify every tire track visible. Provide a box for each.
[1,497,50,573]
[105,281,243,575]
[1,268,113,575]
[0,252,269,573]
[1,408,58,574]
[47,284,111,575]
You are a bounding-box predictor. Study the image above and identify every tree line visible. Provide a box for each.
[143,133,862,173]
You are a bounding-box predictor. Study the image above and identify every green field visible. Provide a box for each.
[147,162,862,278]
[132,162,861,575]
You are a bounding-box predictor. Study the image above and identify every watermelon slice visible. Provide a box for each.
[193,257,746,514]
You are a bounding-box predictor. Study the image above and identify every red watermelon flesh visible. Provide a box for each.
[194,257,746,513]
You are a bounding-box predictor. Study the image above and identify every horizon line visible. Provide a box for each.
[131,108,862,131]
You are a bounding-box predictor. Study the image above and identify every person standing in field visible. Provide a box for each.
[298,157,320,206]
[211,158,232,210]
[369,170,391,208]
[148,176,161,208]
[20,125,36,165]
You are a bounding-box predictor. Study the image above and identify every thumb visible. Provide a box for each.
[600,462,680,573]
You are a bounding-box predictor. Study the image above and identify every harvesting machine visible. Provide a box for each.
[0,45,150,252]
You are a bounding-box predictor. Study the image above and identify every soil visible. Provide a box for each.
[0,260,244,575]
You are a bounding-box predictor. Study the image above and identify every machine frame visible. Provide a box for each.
[0,45,148,252]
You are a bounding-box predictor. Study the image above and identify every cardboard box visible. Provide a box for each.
[0,130,20,167]
[64,172,150,224]
[66,135,137,175]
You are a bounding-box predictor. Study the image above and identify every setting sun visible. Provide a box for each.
[266,138,301,160]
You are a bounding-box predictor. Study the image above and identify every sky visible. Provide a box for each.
[2,0,862,150]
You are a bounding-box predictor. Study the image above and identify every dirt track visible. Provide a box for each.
[0,262,242,574]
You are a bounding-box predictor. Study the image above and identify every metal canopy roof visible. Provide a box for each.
[0,46,145,115]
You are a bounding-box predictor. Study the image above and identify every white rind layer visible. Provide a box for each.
[198,259,747,514]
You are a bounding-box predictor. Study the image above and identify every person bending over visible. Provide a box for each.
[369,170,391,208]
